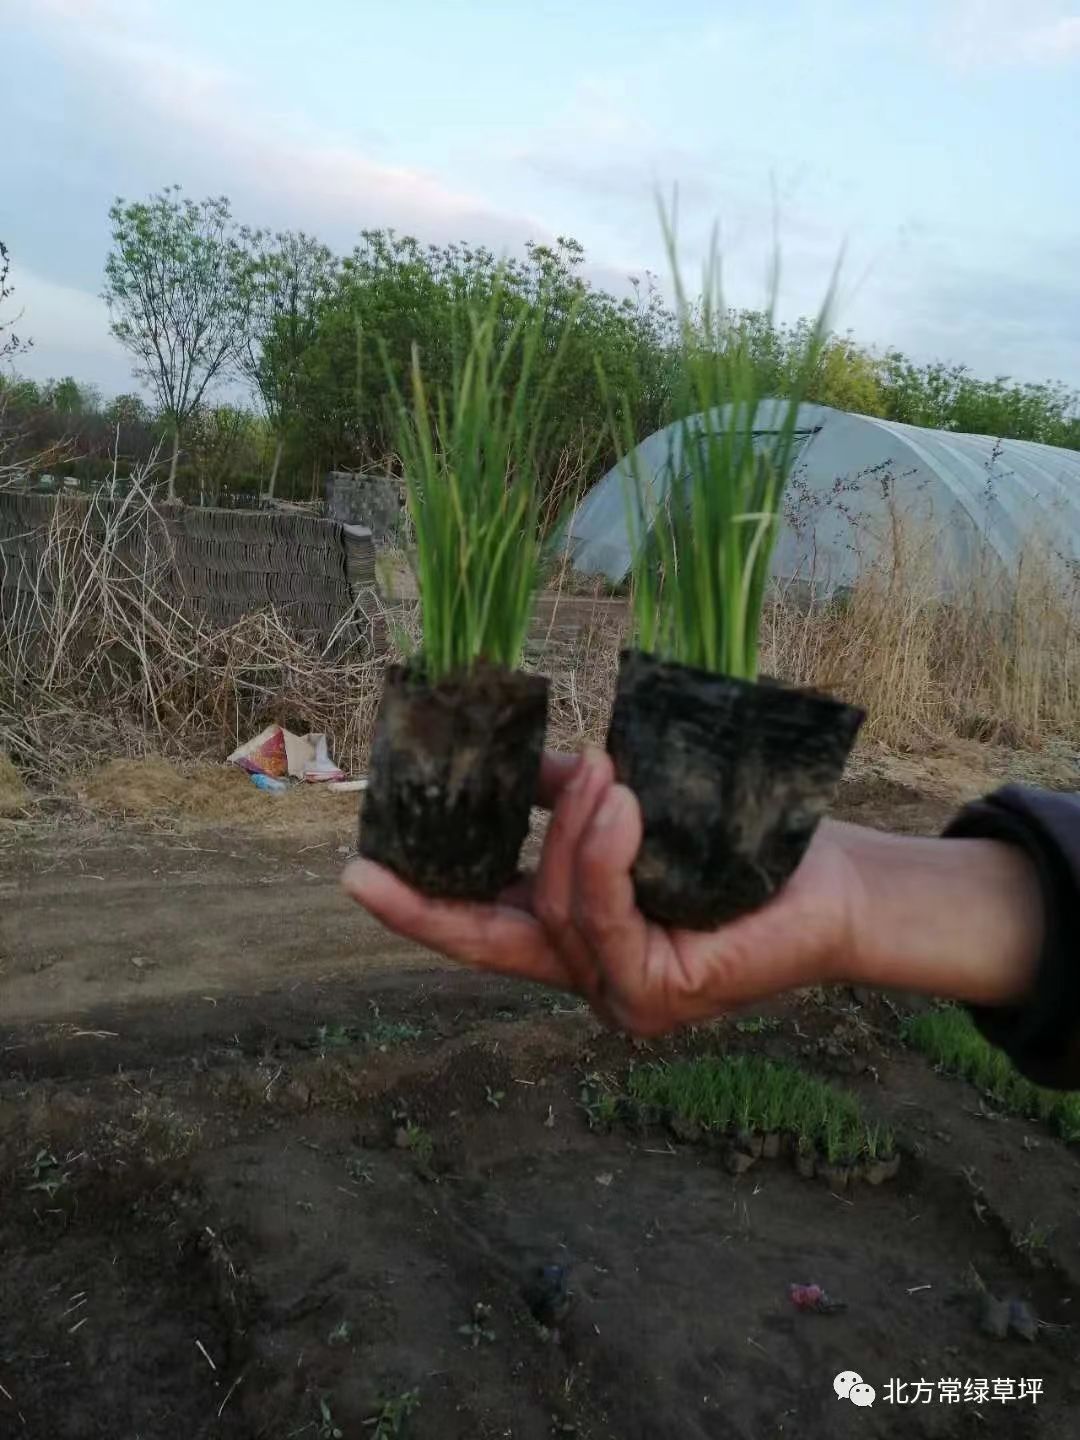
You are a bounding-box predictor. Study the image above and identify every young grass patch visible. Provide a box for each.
[312,1006,422,1056]
[902,1005,1080,1143]
[627,1054,879,1160]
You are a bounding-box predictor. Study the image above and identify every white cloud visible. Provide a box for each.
[18,0,548,254]
[943,1,1080,66]
[1024,15,1080,58]
[8,0,1080,396]
[4,267,132,392]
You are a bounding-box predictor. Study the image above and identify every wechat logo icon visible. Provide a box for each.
[835,1371,876,1407]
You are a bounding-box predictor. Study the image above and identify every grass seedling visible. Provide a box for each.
[734,1015,780,1036]
[1013,1219,1053,1259]
[458,1300,497,1347]
[365,1003,422,1051]
[903,1005,1080,1144]
[314,1022,355,1053]
[390,287,570,681]
[316,1396,343,1440]
[627,1054,873,1157]
[579,1072,620,1131]
[618,209,836,678]
[26,1147,67,1198]
[757,1066,788,1135]
[402,1123,434,1165]
[822,1107,847,1164]
[364,1389,420,1438]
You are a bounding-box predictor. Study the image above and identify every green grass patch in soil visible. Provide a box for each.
[903,1005,1080,1143]
[627,1054,889,1163]
[312,1005,423,1056]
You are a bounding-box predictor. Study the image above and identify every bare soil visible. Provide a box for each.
[1,758,1078,1438]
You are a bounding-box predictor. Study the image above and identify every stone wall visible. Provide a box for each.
[325,472,406,545]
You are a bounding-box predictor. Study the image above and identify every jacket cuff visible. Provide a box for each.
[944,785,1080,1091]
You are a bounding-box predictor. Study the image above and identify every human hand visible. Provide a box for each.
[342,745,862,1035]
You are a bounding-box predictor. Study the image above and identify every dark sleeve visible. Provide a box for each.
[943,784,1080,1091]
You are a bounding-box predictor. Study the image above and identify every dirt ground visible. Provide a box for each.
[1,749,1078,1439]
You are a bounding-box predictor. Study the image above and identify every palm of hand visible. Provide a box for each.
[343,747,857,1036]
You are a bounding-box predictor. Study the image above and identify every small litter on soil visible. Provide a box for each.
[788,1282,846,1315]
[229,725,346,783]
[979,1293,1039,1341]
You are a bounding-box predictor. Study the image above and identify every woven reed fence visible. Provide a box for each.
[0,492,377,643]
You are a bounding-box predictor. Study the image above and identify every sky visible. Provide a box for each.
[2,0,1079,399]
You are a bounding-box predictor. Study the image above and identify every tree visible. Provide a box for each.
[293,230,678,484]
[42,376,99,415]
[235,229,338,499]
[0,240,31,365]
[103,187,253,499]
[186,403,262,505]
[105,392,153,429]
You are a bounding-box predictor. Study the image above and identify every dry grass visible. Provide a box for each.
[761,521,1079,751]
[0,476,390,785]
[74,756,363,835]
[0,748,28,817]
[1,476,1076,813]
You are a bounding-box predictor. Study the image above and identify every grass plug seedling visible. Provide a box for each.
[359,291,567,897]
[903,1005,1080,1143]
[606,213,864,927]
[627,1054,897,1185]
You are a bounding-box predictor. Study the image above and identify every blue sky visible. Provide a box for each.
[3,0,1079,397]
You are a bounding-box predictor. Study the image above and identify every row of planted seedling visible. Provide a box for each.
[360,222,862,929]
[627,1055,900,1189]
[904,1005,1080,1144]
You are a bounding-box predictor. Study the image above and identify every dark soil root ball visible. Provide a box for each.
[607,650,864,929]
[360,662,548,900]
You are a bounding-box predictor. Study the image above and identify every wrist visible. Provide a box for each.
[831,822,1044,1008]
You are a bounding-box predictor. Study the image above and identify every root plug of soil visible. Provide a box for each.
[607,649,864,929]
[359,662,548,899]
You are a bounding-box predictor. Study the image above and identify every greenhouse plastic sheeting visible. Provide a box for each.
[560,401,1080,591]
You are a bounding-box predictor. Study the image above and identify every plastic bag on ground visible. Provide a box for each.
[229,727,346,782]
[303,734,346,784]
[229,725,289,779]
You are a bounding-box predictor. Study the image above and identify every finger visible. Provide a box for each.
[495,875,536,911]
[532,745,615,1000]
[342,859,573,989]
[537,749,582,810]
[574,783,650,1009]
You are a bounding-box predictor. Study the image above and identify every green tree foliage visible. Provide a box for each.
[876,351,1080,445]
[41,376,102,416]
[6,200,1077,507]
[105,392,153,430]
[185,403,264,505]
[235,229,339,499]
[728,313,1079,446]
[294,231,677,491]
[103,187,253,498]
